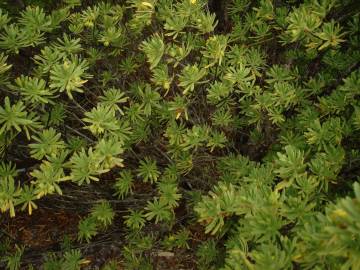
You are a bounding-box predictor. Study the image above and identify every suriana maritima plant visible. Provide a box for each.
[0,0,360,269]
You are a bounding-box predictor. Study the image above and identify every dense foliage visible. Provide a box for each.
[0,0,360,269]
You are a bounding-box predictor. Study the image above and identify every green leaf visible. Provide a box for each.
[90,200,115,227]
[30,160,66,199]
[144,198,173,224]
[178,64,207,95]
[274,145,306,180]
[77,216,98,243]
[124,209,146,230]
[137,157,160,183]
[14,75,55,105]
[113,170,134,199]
[0,175,21,217]
[83,104,120,135]
[29,128,66,160]
[49,58,90,99]
[140,34,165,70]
[0,97,40,139]
[69,148,106,185]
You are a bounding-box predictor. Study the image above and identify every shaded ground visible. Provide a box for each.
[0,184,202,269]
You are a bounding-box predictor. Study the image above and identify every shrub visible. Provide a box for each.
[0,0,359,269]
